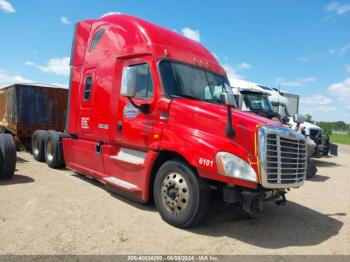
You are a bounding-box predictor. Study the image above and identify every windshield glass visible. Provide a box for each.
[242,92,273,112]
[271,103,290,117]
[159,60,234,105]
[280,105,290,117]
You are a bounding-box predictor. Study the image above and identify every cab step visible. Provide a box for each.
[110,148,147,165]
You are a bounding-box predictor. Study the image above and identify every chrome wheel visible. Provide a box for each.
[46,138,54,162]
[161,172,189,215]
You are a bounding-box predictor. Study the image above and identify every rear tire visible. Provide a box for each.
[0,134,16,179]
[32,130,49,162]
[153,160,210,228]
[44,131,65,169]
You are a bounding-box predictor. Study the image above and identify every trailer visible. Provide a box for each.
[0,83,68,150]
[280,91,300,115]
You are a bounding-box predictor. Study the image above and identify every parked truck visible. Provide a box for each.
[32,14,307,228]
[0,83,68,150]
[255,84,332,157]
[231,84,318,178]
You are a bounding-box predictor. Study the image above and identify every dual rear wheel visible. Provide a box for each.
[32,130,65,168]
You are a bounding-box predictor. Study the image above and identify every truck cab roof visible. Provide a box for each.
[72,14,225,76]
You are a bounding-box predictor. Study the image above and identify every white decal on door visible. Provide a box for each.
[123,103,140,120]
[81,117,90,129]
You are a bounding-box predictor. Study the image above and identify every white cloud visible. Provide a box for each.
[0,68,34,88]
[101,11,122,17]
[181,27,200,42]
[299,43,350,63]
[301,94,333,106]
[60,16,71,25]
[0,0,15,13]
[236,62,252,70]
[329,43,350,55]
[298,53,324,63]
[275,76,316,87]
[222,64,243,83]
[25,57,70,77]
[325,1,350,15]
[328,77,350,102]
[298,56,311,63]
[222,61,252,84]
[300,95,336,114]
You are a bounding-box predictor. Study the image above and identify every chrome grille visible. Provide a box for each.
[259,126,307,188]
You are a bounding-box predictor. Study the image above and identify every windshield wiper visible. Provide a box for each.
[170,94,199,100]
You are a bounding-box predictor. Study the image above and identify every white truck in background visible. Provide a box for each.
[230,80,318,178]
[230,79,332,157]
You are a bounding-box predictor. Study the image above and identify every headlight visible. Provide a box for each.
[216,152,257,182]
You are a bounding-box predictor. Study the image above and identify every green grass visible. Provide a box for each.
[330,134,350,145]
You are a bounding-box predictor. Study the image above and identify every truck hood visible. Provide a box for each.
[167,98,283,158]
[288,117,321,130]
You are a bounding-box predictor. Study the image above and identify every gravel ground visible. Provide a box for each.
[0,145,349,255]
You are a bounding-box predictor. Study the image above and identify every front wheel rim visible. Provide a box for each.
[161,172,189,215]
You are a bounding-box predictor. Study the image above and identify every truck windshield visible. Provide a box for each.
[272,103,290,117]
[159,60,233,105]
[242,92,273,112]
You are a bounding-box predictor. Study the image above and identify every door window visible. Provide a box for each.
[128,63,153,99]
[84,76,93,101]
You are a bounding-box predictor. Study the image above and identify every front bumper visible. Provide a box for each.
[222,185,286,215]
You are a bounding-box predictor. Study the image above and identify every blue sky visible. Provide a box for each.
[0,0,349,122]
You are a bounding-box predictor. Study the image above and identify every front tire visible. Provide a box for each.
[0,134,16,179]
[306,159,317,179]
[153,160,210,228]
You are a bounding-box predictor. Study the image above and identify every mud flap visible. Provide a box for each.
[329,143,338,156]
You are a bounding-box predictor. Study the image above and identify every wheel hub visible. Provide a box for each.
[161,172,189,215]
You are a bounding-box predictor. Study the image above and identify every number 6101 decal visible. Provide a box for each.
[199,157,214,167]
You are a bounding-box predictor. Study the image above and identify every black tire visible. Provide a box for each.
[0,134,16,179]
[153,160,210,228]
[306,159,317,179]
[44,131,65,169]
[32,130,49,162]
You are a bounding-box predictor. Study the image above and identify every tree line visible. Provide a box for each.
[304,114,350,135]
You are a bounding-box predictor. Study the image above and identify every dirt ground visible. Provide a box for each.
[0,145,349,255]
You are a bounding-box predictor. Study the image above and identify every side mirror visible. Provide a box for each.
[220,92,236,107]
[293,114,305,124]
[121,67,137,98]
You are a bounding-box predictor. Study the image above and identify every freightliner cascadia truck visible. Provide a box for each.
[32,15,307,228]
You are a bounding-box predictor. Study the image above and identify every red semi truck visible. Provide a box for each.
[32,15,307,228]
